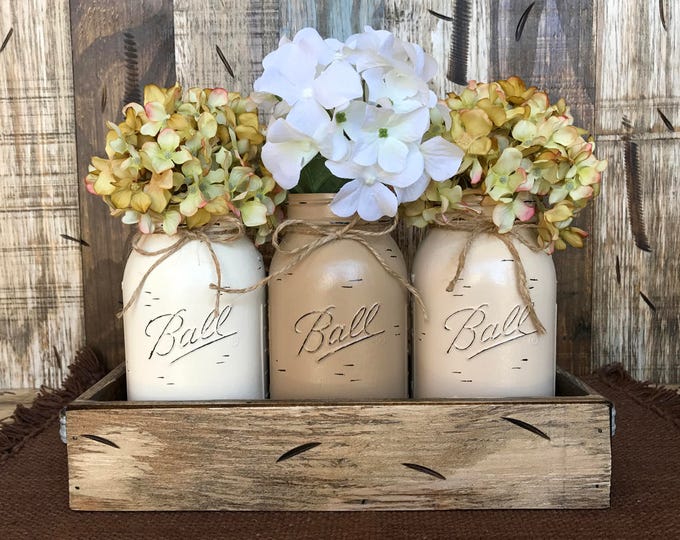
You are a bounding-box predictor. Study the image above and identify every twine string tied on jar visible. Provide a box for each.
[433,212,546,335]
[211,216,427,317]
[118,217,245,319]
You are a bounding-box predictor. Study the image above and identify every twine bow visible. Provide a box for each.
[211,216,427,316]
[434,213,547,335]
[118,217,245,319]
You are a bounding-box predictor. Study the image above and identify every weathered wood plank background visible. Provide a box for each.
[0,0,83,386]
[0,0,678,386]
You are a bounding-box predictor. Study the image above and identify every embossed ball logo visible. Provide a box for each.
[444,303,537,359]
[294,303,385,362]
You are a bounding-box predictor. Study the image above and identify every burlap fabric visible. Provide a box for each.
[1,360,679,539]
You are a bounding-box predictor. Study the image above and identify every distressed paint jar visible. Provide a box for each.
[268,193,408,400]
[122,226,266,401]
[412,226,556,398]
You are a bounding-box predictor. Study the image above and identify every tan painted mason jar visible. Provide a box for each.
[268,193,408,400]
[412,224,556,398]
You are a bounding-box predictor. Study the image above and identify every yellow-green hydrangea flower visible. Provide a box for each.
[85,84,284,241]
[402,77,607,253]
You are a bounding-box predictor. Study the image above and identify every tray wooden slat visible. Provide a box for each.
[66,367,611,511]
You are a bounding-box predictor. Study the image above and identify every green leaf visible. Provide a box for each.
[292,154,348,194]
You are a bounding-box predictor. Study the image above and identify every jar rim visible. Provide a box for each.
[286,193,336,205]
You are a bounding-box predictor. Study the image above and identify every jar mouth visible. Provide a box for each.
[285,193,394,227]
[286,193,336,205]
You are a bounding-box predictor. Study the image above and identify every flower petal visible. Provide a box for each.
[197,112,217,138]
[383,146,424,188]
[317,123,350,161]
[239,200,268,226]
[171,148,193,165]
[263,141,315,189]
[145,101,167,122]
[207,88,229,108]
[378,136,409,173]
[138,213,155,234]
[157,128,180,152]
[163,210,182,235]
[512,198,536,222]
[495,147,523,174]
[342,101,369,142]
[292,27,331,64]
[253,67,301,105]
[387,106,430,142]
[492,203,515,233]
[179,183,204,216]
[420,136,464,181]
[121,210,140,225]
[285,99,333,138]
[511,119,537,143]
[394,172,430,203]
[312,60,363,109]
[356,182,398,221]
[329,180,363,217]
[570,185,593,200]
[352,139,380,167]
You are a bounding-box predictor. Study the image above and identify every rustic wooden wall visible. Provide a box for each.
[69,0,176,375]
[0,0,84,387]
[592,0,680,382]
[0,0,678,386]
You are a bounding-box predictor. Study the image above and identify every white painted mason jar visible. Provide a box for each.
[412,227,556,398]
[122,230,266,401]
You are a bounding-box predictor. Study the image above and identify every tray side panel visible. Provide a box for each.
[67,403,611,511]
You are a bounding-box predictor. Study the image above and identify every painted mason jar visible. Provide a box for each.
[122,226,266,401]
[412,226,556,398]
[268,193,408,400]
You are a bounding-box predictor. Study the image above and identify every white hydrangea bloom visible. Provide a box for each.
[254,26,465,221]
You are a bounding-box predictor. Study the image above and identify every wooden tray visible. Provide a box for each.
[64,365,612,511]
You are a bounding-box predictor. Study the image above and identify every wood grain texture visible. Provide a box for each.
[174,0,279,93]
[70,0,176,370]
[66,369,611,511]
[592,0,680,383]
[483,0,597,376]
[0,0,84,387]
[591,140,680,383]
[595,0,680,135]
